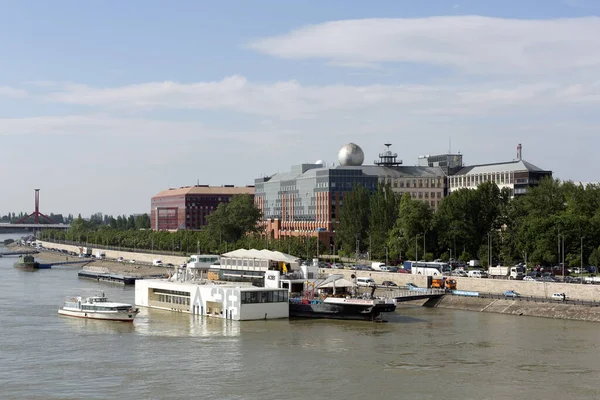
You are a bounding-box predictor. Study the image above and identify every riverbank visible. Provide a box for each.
[8,244,169,277]
[434,294,600,322]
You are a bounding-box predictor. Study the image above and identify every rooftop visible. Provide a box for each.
[153,185,255,198]
[453,159,550,176]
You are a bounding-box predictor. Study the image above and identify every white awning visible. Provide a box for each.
[317,278,354,288]
[221,249,300,264]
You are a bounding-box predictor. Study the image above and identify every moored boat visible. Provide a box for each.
[289,296,397,321]
[14,255,45,270]
[58,292,139,322]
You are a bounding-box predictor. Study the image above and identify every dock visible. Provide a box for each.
[78,270,165,285]
[0,250,39,257]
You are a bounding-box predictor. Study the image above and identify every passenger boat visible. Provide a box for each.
[58,292,139,322]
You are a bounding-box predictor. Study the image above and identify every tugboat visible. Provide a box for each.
[13,255,45,270]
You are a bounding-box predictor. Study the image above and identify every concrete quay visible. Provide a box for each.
[322,268,600,303]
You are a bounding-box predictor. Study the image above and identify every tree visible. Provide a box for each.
[368,183,399,259]
[337,183,371,256]
[206,194,262,244]
[388,193,432,260]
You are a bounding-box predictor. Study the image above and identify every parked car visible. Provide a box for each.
[117,257,124,262]
[551,293,567,301]
[405,283,419,290]
[523,276,537,281]
[453,270,468,277]
[129,259,136,264]
[380,281,398,288]
[504,290,521,298]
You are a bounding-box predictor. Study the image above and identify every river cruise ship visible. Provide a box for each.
[58,292,139,322]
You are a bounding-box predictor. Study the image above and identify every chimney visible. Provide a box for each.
[517,143,522,160]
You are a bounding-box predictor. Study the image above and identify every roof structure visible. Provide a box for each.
[317,278,354,288]
[153,185,254,198]
[221,249,300,263]
[261,163,445,184]
[452,159,550,176]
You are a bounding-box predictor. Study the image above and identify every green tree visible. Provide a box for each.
[337,183,371,256]
[368,183,399,260]
[388,193,432,260]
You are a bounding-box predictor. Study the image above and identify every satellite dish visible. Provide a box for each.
[315,160,325,166]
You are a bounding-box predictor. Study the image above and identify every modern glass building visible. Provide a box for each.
[254,143,447,249]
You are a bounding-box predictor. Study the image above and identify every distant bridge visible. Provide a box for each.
[0,223,70,230]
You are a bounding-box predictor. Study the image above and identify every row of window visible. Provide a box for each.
[450,172,515,187]
[156,294,190,305]
[240,290,288,304]
[381,177,444,189]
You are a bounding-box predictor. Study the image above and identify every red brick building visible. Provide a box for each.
[151,185,255,231]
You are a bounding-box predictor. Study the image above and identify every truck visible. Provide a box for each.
[81,247,92,256]
[371,262,386,271]
[488,265,524,280]
[94,250,106,260]
[430,277,457,290]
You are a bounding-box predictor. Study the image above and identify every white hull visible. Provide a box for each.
[58,308,137,322]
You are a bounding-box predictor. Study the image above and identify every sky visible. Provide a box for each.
[1,0,600,217]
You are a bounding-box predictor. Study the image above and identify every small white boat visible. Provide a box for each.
[58,292,139,322]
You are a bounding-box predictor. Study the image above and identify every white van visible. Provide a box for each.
[467,270,488,278]
[152,259,163,266]
[371,262,385,271]
[356,277,377,287]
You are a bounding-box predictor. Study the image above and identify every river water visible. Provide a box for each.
[1,233,599,400]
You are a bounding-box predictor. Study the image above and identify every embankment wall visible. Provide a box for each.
[37,240,187,266]
[435,295,600,322]
[321,269,600,302]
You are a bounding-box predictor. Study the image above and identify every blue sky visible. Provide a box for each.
[2,0,600,216]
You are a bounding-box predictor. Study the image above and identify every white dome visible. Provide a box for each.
[315,160,325,166]
[338,143,364,166]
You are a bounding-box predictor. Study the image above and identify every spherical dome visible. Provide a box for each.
[315,159,325,167]
[338,143,364,166]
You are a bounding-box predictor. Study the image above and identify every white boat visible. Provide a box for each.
[58,292,139,322]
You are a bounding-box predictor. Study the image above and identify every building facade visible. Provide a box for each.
[151,185,255,231]
[447,144,552,196]
[254,143,447,248]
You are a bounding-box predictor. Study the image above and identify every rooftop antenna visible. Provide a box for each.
[449,138,452,154]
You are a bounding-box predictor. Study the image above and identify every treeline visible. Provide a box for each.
[37,195,327,256]
[338,178,600,267]
[38,180,600,267]
[0,212,74,224]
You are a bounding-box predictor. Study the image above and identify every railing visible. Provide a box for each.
[452,291,600,307]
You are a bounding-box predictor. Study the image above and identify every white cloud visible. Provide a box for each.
[247,16,600,74]
[32,76,600,120]
[0,86,28,98]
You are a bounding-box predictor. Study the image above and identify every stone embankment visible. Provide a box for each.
[325,268,600,322]
[435,295,600,322]
[11,242,175,277]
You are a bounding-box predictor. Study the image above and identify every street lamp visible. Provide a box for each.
[415,235,419,261]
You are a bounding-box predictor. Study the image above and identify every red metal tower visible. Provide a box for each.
[15,189,56,224]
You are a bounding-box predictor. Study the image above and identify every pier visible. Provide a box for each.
[0,250,39,257]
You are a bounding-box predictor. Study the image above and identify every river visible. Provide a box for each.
[1,233,599,400]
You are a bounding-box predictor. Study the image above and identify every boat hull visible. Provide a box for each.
[289,301,396,321]
[58,308,138,322]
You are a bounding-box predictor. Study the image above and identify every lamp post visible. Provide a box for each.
[385,246,389,266]
[581,236,584,284]
[415,235,419,262]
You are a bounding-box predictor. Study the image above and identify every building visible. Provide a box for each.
[135,279,289,320]
[254,143,448,248]
[447,144,552,196]
[151,185,254,231]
